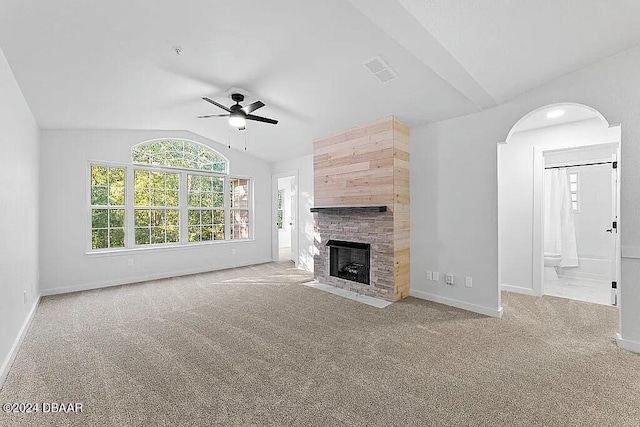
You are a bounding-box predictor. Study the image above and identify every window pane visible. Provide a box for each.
[91,166,108,186]
[570,183,578,192]
[213,210,224,224]
[201,210,213,225]
[214,224,224,240]
[109,209,125,227]
[151,227,166,244]
[230,209,250,240]
[166,226,179,243]
[202,226,213,241]
[109,228,125,247]
[167,210,179,227]
[569,173,578,183]
[231,178,249,209]
[571,193,578,202]
[134,188,150,206]
[92,209,108,228]
[166,190,179,207]
[189,226,201,242]
[92,229,108,249]
[92,187,108,205]
[572,201,578,211]
[188,191,200,207]
[135,209,150,226]
[188,210,200,226]
[109,187,125,205]
[109,168,125,187]
[135,227,150,245]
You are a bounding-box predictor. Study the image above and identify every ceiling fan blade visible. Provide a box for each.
[246,114,278,125]
[202,97,231,112]
[241,101,265,114]
[197,114,230,118]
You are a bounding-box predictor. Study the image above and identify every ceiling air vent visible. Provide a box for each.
[363,56,397,84]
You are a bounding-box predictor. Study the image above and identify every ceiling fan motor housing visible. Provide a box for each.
[231,93,245,103]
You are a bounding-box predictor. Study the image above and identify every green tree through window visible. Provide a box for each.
[91,165,125,249]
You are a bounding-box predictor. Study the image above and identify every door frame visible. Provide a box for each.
[271,170,299,266]
[533,139,621,298]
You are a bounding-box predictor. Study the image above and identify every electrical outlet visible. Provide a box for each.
[445,274,455,286]
[127,258,134,267]
[433,271,439,281]
[425,270,432,280]
[231,248,237,255]
[465,276,473,288]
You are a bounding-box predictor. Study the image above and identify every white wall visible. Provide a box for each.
[0,45,40,384]
[499,120,617,292]
[39,130,272,295]
[271,155,316,272]
[410,44,640,348]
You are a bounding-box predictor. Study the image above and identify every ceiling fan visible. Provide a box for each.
[198,93,278,130]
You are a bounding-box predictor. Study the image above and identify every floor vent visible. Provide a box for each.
[363,56,397,84]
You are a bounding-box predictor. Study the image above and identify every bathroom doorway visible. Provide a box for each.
[540,144,619,305]
[498,103,621,306]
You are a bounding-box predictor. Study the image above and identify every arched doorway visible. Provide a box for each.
[498,103,621,306]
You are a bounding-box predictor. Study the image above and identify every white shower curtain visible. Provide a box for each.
[544,168,579,267]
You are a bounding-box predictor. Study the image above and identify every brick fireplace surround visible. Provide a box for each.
[312,116,409,302]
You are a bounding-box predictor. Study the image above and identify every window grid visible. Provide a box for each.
[91,165,126,249]
[569,172,579,212]
[188,174,225,242]
[134,169,180,246]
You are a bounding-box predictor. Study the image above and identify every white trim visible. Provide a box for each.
[85,238,256,257]
[41,258,273,296]
[616,333,640,353]
[410,289,503,318]
[500,284,541,296]
[0,295,41,389]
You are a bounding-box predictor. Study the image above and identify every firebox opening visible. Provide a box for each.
[326,240,371,285]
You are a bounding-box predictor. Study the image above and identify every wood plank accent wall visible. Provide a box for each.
[313,116,410,301]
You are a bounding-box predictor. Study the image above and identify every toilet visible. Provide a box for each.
[544,252,562,281]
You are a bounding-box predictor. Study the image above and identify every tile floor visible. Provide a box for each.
[544,277,614,306]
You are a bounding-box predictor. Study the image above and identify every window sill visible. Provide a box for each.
[86,239,255,257]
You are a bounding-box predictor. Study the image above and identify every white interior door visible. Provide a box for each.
[290,182,297,264]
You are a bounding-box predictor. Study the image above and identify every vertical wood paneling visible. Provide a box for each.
[313,116,410,301]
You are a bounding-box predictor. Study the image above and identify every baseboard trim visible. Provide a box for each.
[410,289,503,318]
[500,284,540,296]
[41,258,273,296]
[0,295,41,390]
[616,333,640,353]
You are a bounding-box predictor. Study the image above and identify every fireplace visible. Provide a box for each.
[327,240,371,285]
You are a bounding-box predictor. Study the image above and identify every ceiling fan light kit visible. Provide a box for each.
[198,93,278,130]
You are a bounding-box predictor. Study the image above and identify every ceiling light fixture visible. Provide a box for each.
[229,111,246,128]
[546,109,565,119]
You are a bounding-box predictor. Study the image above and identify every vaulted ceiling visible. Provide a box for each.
[1,0,639,162]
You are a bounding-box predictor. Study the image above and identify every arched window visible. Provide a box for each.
[89,139,251,251]
[132,139,228,173]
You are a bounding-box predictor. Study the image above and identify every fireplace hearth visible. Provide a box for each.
[327,240,371,285]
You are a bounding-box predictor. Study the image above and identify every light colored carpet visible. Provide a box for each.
[1,262,640,426]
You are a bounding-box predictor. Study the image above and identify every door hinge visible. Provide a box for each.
[613,161,617,169]
[612,281,617,289]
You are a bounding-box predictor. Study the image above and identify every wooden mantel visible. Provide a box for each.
[313,116,410,301]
